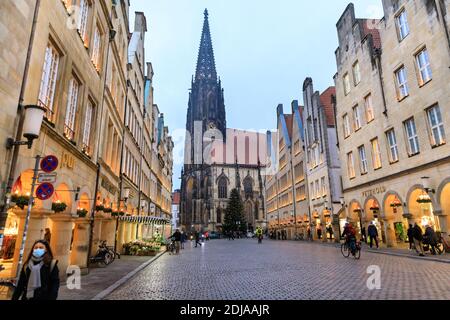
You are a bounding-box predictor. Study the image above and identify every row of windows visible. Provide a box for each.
[342,93,375,138]
[38,42,97,155]
[346,104,446,179]
[124,148,140,186]
[126,105,143,145]
[310,177,327,200]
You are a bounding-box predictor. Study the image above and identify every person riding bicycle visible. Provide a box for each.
[255,227,263,243]
[342,223,357,255]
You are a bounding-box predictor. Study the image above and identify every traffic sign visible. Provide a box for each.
[38,173,57,184]
[40,155,59,173]
[36,183,54,201]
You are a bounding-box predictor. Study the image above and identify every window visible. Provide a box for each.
[321,177,326,196]
[364,94,375,123]
[64,77,80,141]
[353,105,362,131]
[416,48,432,85]
[396,10,410,41]
[315,180,320,198]
[371,138,382,169]
[404,118,420,155]
[343,114,351,138]
[343,73,351,95]
[82,100,94,154]
[427,105,446,146]
[77,0,89,44]
[38,42,60,122]
[347,152,356,179]
[244,177,253,198]
[310,182,315,199]
[395,66,409,100]
[218,177,228,199]
[358,145,368,174]
[386,129,399,163]
[91,24,102,71]
[352,61,361,86]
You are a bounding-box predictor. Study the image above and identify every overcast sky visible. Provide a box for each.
[129,0,383,189]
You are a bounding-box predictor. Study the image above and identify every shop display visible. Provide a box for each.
[1,235,16,260]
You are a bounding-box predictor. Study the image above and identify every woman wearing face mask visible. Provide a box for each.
[12,240,60,300]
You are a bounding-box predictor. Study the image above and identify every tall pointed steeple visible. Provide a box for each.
[195,9,217,81]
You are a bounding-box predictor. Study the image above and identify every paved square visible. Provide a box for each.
[105,239,450,300]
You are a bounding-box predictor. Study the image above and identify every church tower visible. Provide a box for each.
[181,9,226,230]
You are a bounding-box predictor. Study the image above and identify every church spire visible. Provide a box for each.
[195,8,217,81]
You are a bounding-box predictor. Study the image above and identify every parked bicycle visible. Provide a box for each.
[294,233,304,241]
[0,279,15,299]
[89,240,117,266]
[435,232,450,255]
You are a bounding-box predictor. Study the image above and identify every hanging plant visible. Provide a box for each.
[112,211,125,217]
[52,202,68,213]
[370,207,380,211]
[103,207,113,213]
[77,208,88,218]
[10,194,30,210]
[390,203,402,208]
[417,194,432,204]
[95,205,105,212]
[353,208,362,213]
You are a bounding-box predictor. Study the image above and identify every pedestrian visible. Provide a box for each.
[12,240,60,300]
[180,230,187,250]
[317,228,322,240]
[169,229,182,254]
[361,226,367,243]
[407,224,415,251]
[367,222,379,249]
[195,231,202,247]
[424,225,439,255]
[307,228,311,241]
[412,223,425,257]
[327,226,333,241]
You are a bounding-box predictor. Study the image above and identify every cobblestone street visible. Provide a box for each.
[105,239,450,300]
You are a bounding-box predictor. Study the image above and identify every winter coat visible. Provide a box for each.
[424,227,438,246]
[368,225,378,237]
[412,225,423,241]
[12,260,60,300]
[170,231,182,242]
[407,228,414,242]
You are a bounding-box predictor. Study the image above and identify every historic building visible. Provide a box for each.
[266,101,310,240]
[302,80,342,242]
[180,10,267,234]
[334,1,450,247]
[0,0,173,281]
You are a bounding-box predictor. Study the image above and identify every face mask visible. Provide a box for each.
[33,248,46,258]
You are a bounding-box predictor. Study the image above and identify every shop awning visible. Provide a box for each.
[118,216,170,225]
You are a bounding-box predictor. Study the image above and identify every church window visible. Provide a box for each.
[218,177,228,199]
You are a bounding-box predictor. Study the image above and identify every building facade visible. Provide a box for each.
[334,1,450,247]
[180,10,267,234]
[0,0,173,281]
[266,101,310,240]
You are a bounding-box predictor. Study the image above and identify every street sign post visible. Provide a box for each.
[38,173,57,184]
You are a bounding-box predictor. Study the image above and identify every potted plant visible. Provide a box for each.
[103,207,113,213]
[10,194,30,210]
[95,205,105,212]
[52,202,68,213]
[77,208,88,218]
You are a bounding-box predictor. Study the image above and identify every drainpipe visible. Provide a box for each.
[0,0,41,233]
[437,0,450,57]
[374,48,388,117]
[87,4,115,264]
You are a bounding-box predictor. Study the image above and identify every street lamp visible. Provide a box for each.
[6,105,46,149]
[123,187,131,203]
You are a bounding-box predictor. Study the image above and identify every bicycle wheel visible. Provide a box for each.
[341,243,350,258]
[104,252,113,265]
[354,247,361,260]
[436,243,444,255]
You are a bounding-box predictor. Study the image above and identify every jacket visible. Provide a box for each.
[367,225,378,237]
[412,225,423,241]
[424,227,438,245]
[12,260,60,300]
[170,231,182,242]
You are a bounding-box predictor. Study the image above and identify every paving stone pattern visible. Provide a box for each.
[106,239,450,300]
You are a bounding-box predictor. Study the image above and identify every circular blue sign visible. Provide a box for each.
[36,183,54,201]
[40,155,59,173]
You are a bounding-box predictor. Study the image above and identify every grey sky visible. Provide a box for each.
[129,0,383,189]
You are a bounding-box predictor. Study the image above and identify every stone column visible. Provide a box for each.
[123,222,132,244]
[49,213,74,281]
[383,218,397,248]
[69,217,90,274]
[117,219,125,253]
[101,218,116,246]
[332,215,341,243]
[91,214,103,256]
[11,209,50,277]
[434,210,448,236]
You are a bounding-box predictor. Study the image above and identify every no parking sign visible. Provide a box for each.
[40,155,59,173]
[36,183,55,201]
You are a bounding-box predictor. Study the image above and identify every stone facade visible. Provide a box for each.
[334,1,450,247]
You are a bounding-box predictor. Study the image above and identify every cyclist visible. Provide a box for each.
[342,223,357,255]
[255,227,263,244]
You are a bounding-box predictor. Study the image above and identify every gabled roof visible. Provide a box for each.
[320,87,336,127]
[360,19,382,49]
[284,114,293,141]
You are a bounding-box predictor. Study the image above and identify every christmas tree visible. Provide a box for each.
[223,188,247,233]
